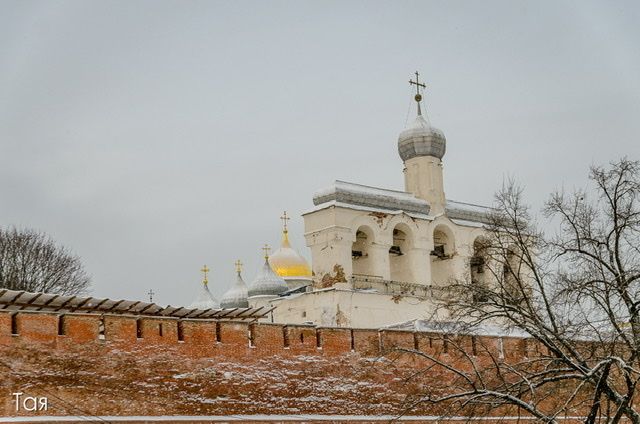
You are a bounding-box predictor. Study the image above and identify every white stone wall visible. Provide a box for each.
[403,155,446,214]
[303,205,490,288]
[268,287,450,328]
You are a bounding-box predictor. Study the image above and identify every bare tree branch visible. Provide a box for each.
[400,158,640,424]
[0,227,91,295]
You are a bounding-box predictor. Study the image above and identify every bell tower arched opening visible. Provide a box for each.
[389,224,414,283]
[502,247,522,304]
[352,226,376,278]
[470,237,490,303]
[430,225,455,285]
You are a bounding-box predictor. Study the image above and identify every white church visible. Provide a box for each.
[191,74,495,328]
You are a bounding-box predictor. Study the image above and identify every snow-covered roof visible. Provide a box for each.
[313,180,430,216]
[303,200,433,221]
[386,319,530,338]
[0,288,271,320]
[445,199,494,225]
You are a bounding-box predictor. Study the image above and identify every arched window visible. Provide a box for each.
[352,226,376,278]
[432,228,454,259]
[389,224,414,283]
[471,237,489,302]
[502,247,522,304]
[431,225,455,285]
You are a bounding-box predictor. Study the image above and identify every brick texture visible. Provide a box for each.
[0,311,588,420]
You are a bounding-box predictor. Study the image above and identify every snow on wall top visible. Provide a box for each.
[313,180,430,216]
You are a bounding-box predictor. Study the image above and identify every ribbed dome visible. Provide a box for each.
[188,282,220,310]
[398,114,446,161]
[248,258,288,297]
[220,270,249,309]
[269,231,312,278]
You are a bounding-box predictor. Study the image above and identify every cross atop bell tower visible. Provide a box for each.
[399,71,447,214]
[409,71,427,116]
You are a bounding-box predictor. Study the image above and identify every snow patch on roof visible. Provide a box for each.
[304,200,432,221]
[386,319,530,338]
[445,199,494,225]
[312,180,430,216]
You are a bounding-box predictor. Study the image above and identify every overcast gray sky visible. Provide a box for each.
[1,0,639,306]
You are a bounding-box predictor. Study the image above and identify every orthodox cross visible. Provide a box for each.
[147,289,155,303]
[280,211,290,232]
[409,71,426,115]
[201,265,210,284]
[262,244,271,259]
[235,259,243,273]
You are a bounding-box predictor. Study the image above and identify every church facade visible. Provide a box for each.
[209,75,497,328]
[259,77,495,328]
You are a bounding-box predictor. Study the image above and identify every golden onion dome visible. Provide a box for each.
[269,228,312,279]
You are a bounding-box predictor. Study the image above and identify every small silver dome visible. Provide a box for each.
[220,271,249,309]
[398,114,446,161]
[188,282,220,310]
[248,258,288,297]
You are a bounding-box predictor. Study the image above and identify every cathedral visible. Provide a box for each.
[191,74,494,328]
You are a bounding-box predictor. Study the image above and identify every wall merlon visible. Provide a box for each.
[502,336,527,360]
[286,324,319,353]
[0,313,12,338]
[475,335,502,358]
[137,317,179,344]
[15,312,58,343]
[60,314,101,343]
[104,314,138,344]
[216,320,251,354]
[317,327,352,355]
[180,320,216,344]
[352,329,381,356]
[379,329,415,353]
[250,322,285,354]
[0,311,541,363]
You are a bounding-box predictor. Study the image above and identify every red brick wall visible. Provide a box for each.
[317,327,352,355]
[15,313,58,343]
[0,311,571,420]
[352,329,381,356]
[285,324,318,354]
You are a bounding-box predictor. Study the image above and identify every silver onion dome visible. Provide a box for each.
[248,257,288,297]
[397,112,446,161]
[220,269,249,309]
[188,282,220,309]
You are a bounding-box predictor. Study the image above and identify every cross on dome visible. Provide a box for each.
[262,244,271,260]
[200,265,210,285]
[189,264,219,309]
[280,211,290,233]
[235,259,243,273]
[409,71,427,116]
[269,211,313,279]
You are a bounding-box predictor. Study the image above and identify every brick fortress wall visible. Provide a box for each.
[0,310,553,419]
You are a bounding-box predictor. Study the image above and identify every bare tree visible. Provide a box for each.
[399,158,640,423]
[0,227,90,295]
